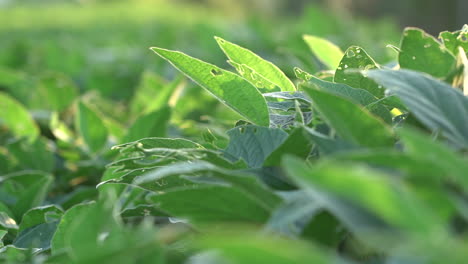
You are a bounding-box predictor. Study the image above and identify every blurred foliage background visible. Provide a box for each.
[0,0,464,135]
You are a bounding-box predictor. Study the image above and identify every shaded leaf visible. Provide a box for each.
[366,69,468,149]
[224,125,288,168]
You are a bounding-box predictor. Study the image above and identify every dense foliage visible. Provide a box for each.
[1,2,468,263]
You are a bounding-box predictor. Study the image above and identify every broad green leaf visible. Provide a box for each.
[264,127,314,166]
[151,47,270,126]
[283,156,439,234]
[266,190,321,236]
[399,28,456,78]
[76,101,108,153]
[122,106,171,143]
[133,161,280,210]
[334,46,384,98]
[303,35,344,70]
[0,171,53,220]
[18,205,63,233]
[303,127,355,155]
[196,231,343,264]
[228,60,277,91]
[224,125,288,168]
[304,87,394,148]
[215,37,295,92]
[13,221,59,251]
[366,69,468,148]
[147,185,272,224]
[0,92,39,142]
[303,75,392,123]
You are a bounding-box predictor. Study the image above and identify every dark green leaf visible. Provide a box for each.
[366,69,468,148]
[224,125,288,168]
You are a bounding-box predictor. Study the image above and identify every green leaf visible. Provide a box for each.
[399,28,456,78]
[0,172,53,220]
[264,127,314,166]
[0,92,39,142]
[215,37,295,92]
[334,46,384,98]
[224,125,288,168]
[122,106,172,143]
[398,128,468,190]
[13,221,59,251]
[303,127,355,155]
[133,161,280,210]
[303,35,344,70]
[366,69,468,149]
[439,25,468,56]
[76,101,108,153]
[303,87,394,148]
[18,205,63,233]
[303,76,392,123]
[151,47,270,126]
[147,185,273,224]
[283,156,439,234]
[266,190,321,236]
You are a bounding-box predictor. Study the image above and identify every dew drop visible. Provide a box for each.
[424,44,431,48]
[344,64,349,69]
[378,85,383,89]
[412,56,416,60]
[356,49,361,53]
